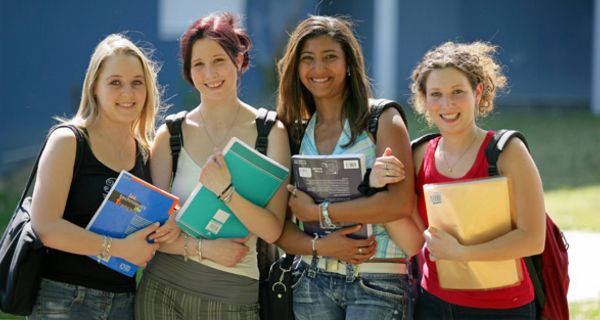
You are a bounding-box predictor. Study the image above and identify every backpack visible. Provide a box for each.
[165,107,281,310]
[367,98,408,136]
[412,130,570,320]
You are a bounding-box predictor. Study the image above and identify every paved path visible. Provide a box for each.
[565,231,600,302]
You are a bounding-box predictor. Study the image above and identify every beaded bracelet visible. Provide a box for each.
[183,233,190,262]
[221,186,235,204]
[196,238,203,261]
[217,183,233,200]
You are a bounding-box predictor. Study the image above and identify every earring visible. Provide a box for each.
[347,69,351,77]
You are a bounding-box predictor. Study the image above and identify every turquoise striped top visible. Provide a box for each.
[300,113,407,259]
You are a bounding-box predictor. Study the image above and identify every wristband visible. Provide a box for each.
[218,183,233,199]
[221,186,235,204]
[311,234,319,257]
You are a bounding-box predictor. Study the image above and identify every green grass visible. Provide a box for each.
[570,299,600,320]
[546,185,600,232]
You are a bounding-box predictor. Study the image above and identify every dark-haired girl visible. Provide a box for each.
[135,12,290,320]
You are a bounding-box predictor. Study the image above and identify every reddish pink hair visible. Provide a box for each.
[180,12,251,86]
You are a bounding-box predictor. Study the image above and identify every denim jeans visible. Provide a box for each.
[28,278,134,320]
[414,286,536,320]
[292,259,412,320]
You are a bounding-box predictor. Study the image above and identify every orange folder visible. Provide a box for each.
[424,176,522,290]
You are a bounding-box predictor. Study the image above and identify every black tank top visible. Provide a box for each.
[42,135,150,293]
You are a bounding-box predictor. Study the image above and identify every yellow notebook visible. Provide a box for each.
[423,176,522,290]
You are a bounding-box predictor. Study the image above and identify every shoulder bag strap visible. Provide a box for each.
[17,124,85,207]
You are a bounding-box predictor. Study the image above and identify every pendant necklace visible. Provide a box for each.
[440,133,479,173]
[198,104,241,149]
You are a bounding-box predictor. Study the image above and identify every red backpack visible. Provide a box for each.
[486,130,570,320]
[412,130,570,319]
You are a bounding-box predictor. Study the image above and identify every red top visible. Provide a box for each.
[416,130,534,309]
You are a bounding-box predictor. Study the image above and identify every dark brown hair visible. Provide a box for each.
[180,12,252,86]
[276,15,372,148]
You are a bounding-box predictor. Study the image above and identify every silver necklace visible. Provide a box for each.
[440,134,479,173]
[198,104,241,149]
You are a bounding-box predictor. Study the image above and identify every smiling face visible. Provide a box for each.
[298,35,347,105]
[94,54,147,125]
[422,67,483,134]
[189,38,241,103]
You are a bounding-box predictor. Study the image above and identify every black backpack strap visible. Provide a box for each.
[255,108,278,156]
[254,108,281,281]
[483,130,544,309]
[165,111,188,179]
[410,133,440,151]
[525,255,546,312]
[485,129,529,177]
[367,98,408,142]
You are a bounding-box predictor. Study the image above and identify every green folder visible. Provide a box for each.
[175,137,289,239]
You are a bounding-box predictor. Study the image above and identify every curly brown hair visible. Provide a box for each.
[410,41,507,123]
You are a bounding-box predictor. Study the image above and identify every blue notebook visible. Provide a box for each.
[176,137,289,239]
[86,171,179,277]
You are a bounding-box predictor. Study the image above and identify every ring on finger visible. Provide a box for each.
[358,247,363,254]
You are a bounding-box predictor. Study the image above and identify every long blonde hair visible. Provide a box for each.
[59,33,162,156]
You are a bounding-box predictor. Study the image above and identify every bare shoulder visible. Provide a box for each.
[38,126,79,173]
[46,126,78,152]
[269,120,289,140]
[378,105,408,131]
[497,137,535,175]
[151,123,172,154]
[154,123,170,142]
[266,120,291,167]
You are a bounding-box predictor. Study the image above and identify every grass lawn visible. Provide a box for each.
[546,185,600,232]
[1,108,599,319]
[570,299,600,320]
